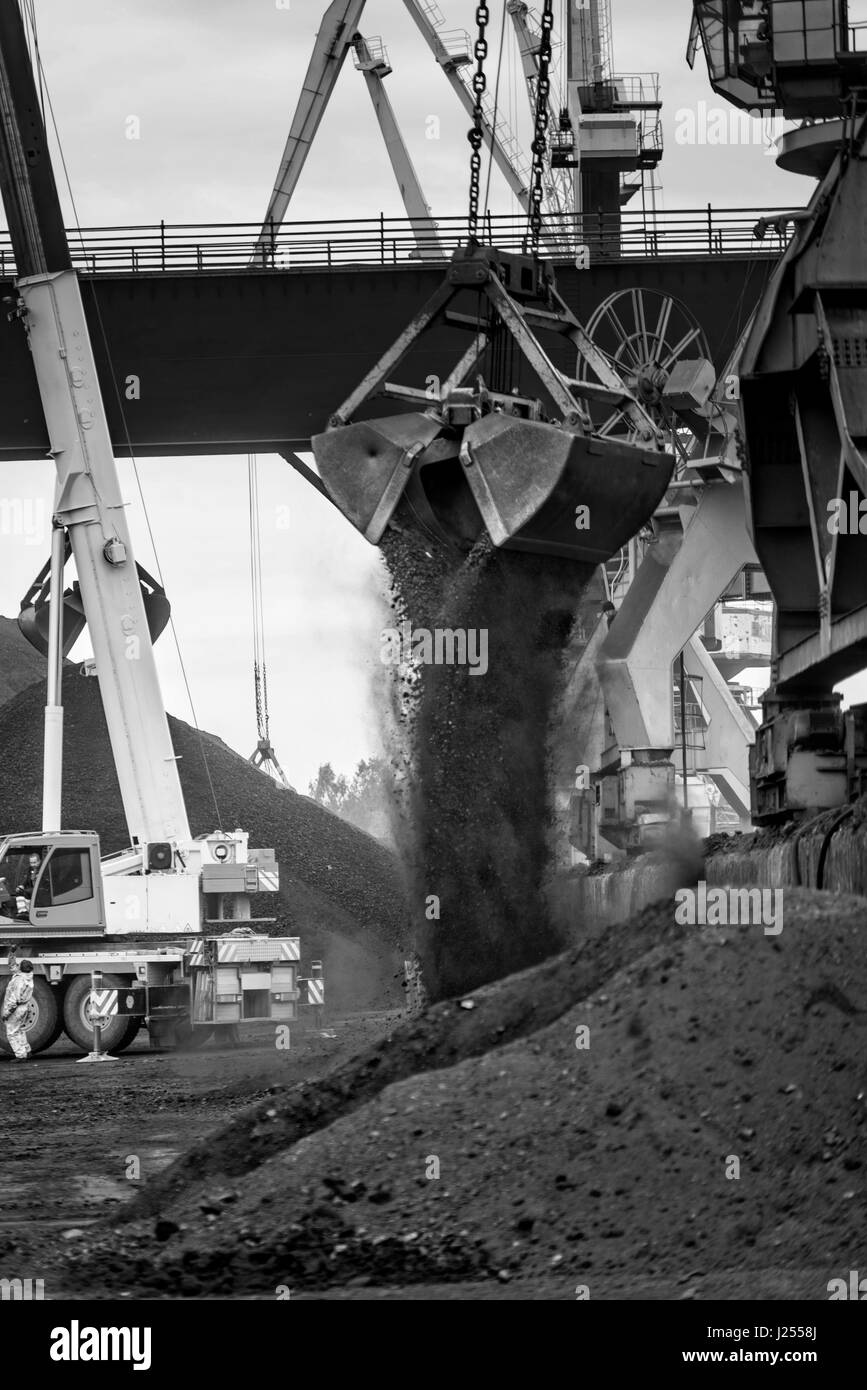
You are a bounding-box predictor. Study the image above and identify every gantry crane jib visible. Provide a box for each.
[261,0,653,253]
[351,33,443,257]
[256,0,446,260]
[401,0,541,215]
[399,0,573,225]
[255,0,369,250]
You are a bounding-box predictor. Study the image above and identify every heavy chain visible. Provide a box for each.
[528,0,555,254]
[467,2,490,240]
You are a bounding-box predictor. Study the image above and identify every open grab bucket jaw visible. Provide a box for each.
[312,244,698,563]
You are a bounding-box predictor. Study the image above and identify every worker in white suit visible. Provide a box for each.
[2,959,35,1059]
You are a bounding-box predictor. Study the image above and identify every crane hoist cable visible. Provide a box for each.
[248,453,270,746]
[506,17,517,220]
[527,0,555,255]
[468,2,517,237]
[246,457,291,789]
[467,2,490,240]
[467,0,556,251]
[482,0,508,222]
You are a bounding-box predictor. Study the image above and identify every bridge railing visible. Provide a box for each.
[0,207,796,277]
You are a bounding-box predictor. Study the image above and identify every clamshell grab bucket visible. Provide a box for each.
[17,585,86,658]
[308,245,690,564]
[460,415,674,562]
[312,414,443,544]
[313,413,673,564]
[18,567,171,658]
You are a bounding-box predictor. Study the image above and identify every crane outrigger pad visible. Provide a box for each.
[460,415,673,561]
[311,413,442,543]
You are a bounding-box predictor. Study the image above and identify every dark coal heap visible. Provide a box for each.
[0,615,46,707]
[382,525,595,1000]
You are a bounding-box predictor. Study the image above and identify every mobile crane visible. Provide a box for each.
[0,0,299,1056]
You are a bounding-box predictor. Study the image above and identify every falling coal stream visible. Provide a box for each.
[382,520,597,1001]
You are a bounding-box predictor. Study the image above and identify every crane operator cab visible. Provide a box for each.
[0,835,104,936]
[688,0,867,118]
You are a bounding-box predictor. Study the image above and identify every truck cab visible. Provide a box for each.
[0,832,106,937]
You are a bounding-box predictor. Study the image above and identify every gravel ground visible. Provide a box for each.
[0,1011,400,1299]
[24,886,865,1301]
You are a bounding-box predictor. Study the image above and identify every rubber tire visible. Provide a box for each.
[0,977,62,1056]
[115,1015,142,1051]
[62,974,141,1054]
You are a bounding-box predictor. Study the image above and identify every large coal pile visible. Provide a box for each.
[0,673,408,999]
[0,616,46,708]
[382,526,596,1000]
[62,888,867,1298]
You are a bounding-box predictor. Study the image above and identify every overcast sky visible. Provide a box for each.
[1,0,863,791]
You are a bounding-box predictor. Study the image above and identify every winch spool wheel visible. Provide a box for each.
[578,289,711,466]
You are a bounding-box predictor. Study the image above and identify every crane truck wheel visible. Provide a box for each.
[61,975,141,1054]
[0,977,62,1056]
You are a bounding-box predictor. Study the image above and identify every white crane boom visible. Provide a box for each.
[19,269,191,847]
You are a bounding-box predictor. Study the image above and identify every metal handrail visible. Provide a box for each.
[0,207,796,278]
[850,20,867,50]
